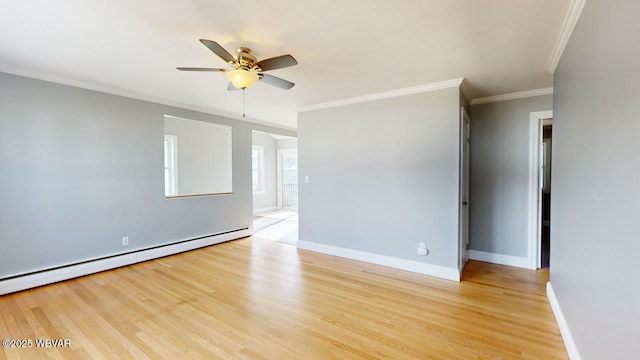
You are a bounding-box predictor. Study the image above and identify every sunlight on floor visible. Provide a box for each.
[253,208,298,245]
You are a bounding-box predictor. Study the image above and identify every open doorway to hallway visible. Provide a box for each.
[541,122,552,268]
[528,111,553,269]
[252,130,298,245]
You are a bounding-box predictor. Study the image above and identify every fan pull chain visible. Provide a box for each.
[242,88,246,118]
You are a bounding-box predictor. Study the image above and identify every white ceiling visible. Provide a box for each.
[0,0,571,129]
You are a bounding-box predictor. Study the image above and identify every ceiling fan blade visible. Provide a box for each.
[259,73,295,89]
[255,55,297,71]
[176,67,227,72]
[227,82,240,91]
[199,39,235,64]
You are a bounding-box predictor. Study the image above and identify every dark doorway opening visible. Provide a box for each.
[541,125,552,268]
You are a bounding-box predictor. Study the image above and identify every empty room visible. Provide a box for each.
[1,1,638,359]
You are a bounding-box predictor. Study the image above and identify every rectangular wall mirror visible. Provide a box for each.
[163,115,232,197]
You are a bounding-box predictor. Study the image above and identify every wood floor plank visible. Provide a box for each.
[0,237,567,359]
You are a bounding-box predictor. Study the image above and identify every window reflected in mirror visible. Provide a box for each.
[163,115,232,197]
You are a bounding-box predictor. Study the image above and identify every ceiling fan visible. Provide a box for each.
[177,39,297,91]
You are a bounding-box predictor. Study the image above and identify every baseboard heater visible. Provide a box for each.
[0,227,251,295]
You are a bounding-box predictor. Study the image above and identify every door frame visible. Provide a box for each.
[277,148,298,209]
[527,110,553,269]
[459,106,471,273]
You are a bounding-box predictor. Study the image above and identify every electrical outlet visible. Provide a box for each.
[122,236,129,246]
[417,243,429,256]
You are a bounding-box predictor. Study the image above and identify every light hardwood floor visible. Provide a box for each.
[0,237,567,359]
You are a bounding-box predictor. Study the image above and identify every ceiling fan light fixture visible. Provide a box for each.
[227,69,259,89]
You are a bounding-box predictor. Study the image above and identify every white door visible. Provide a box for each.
[459,107,471,271]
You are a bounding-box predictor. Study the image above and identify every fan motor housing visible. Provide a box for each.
[234,47,257,68]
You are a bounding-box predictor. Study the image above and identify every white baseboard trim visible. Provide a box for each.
[0,228,252,295]
[297,240,460,281]
[253,206,279,214]
[547,282,582,360]
[469,250,530,269]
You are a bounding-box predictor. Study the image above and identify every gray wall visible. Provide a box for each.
[551,0,640,358]
[0,72,295,279]
[298,87,461,269]
[252,131,277,210]
[469,95,552,257]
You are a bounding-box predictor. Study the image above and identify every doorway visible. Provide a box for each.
[252,130,298,245]
[540,123,552,268]
[277,149,298,210]
[527,111,553,269]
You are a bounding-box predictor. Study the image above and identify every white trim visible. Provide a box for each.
[253,206,279,214]
[252,130,296,141]
[163,134,179,197]
[546,0,588,74]
[547,282,582,359]
[0,64,298,132]
[297,240,460,282]
[226,126,233,189]
[252,144,266,195]
[460,79,472,105]
[0,229,251,295]
[528,110,553,269]
[299,78,465,112]
[277,149,283,209]
[468,250,529,269]
[470,88,554,105]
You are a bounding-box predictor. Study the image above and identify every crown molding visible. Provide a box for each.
[546,0,587,74]
[470,87,554,105]
[0,64,298,132]
[299,78,465,112]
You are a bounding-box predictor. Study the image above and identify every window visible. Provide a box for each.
[164,134,178,196]
[252,145,265,194]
